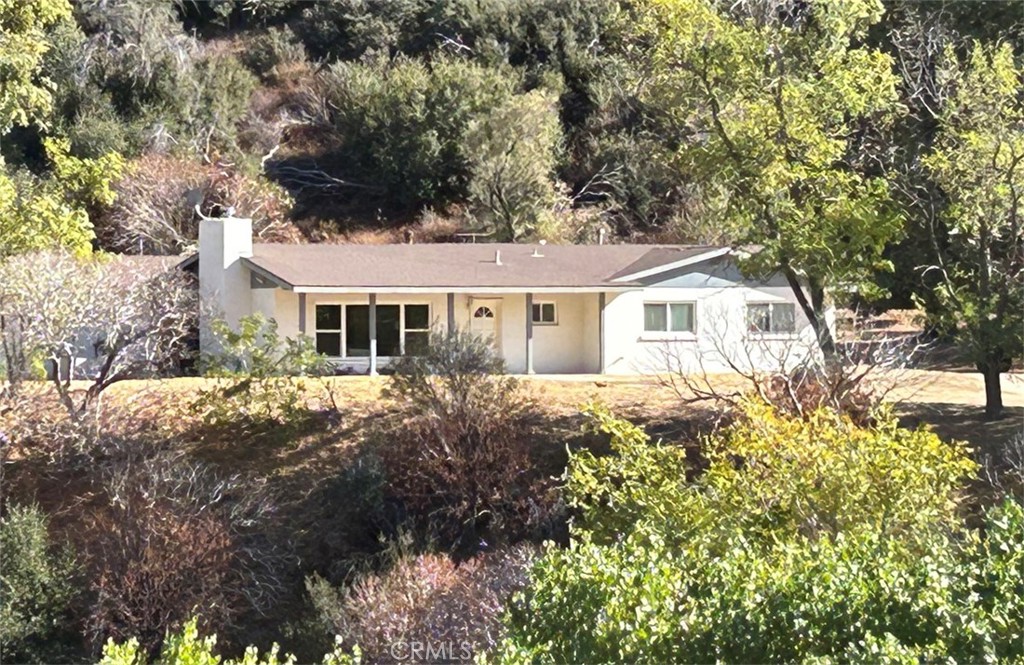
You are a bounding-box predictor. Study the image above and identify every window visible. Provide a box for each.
[346,305,371,356]
[746,302,796,334]
[403,304,430,355]
[315,303,431,358]
[643,302,695,333]
[315,305,342,356]
[531,301,557,325]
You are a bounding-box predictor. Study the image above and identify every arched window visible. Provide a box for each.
[473,306,495,319]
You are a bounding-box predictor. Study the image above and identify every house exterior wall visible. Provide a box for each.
[197,220,826,376]
[602,257,823,375]
[198,217,253,353]
[263,290,600,374]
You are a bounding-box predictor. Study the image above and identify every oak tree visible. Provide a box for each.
[923,42,1023,419]
[644,0,904,353]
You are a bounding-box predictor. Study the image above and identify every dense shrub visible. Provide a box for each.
[308,545,537,662]
[495,403,1024,663]
[293,0,424,61]
[295,452,396,585]
[83,447,285,654]
[193,314,333,432]
[0,504,82,663]
[309,55,529,211]
[241,26,308,83]
[569,401,977,546]
[377,330,556,554]
[52,2,257,161]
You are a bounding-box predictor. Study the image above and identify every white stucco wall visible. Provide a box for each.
[198,217,253,353]
[264,291,600,374]
[603,257,822,375]
[210,245,825,376]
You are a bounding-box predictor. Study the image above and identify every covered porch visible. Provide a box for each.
[254,287,608,375]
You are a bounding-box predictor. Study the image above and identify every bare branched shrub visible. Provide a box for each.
[377,330,556,554]
[0,251,196,420]
[98,155,300,255]
[83,445,286,654]
[657,305,931,425]
[307,544,538,662]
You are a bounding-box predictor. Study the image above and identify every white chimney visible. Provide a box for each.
[198,216,253,353]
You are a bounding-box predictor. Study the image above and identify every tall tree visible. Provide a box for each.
[0,0,72,137]
[0,138,124,258]
[923,42,1023,419]
[643,0,903,353]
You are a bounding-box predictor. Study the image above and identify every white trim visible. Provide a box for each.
[314,301,432,359]
[610,248,731,283]
[293,286,634,294]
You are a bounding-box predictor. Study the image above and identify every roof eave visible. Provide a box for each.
[290,284,639,294]
[241,258,295,290]
[610,247,732,282]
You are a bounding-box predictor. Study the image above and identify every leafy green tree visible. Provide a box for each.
[865,0,1023,313]
[193,314,330,429]
[0,0,72,137]
[467,89,563,240]
[922,42,1023,419]
[497,403,1023,663]
[0,139,124,257]
[643,0,904,353]
[0,503,82,663]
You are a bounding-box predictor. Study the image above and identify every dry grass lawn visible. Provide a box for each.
[8,369,1020,489]
[98,368,1024,445]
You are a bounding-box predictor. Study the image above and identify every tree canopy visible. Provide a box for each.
[642,0,905,352]
[923,42,1024,418]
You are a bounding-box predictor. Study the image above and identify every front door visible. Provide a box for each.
[470,300,501,353]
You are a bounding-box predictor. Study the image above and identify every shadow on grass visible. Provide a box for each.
[897,403,1024,453]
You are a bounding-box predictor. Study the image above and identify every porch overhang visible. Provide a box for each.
[290,285,637,294]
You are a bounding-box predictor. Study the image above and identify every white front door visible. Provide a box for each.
[470,300,501,353]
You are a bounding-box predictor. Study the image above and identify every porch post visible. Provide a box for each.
[368,293,377,376]
[598,291,606,373]
[525,292,535,374]
[447,292,456,335]
[298,293,307,335]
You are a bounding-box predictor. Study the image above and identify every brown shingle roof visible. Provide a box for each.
[242,243,724,289]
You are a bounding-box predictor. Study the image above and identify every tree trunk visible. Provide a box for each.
[982,364,1004,420]
[782,267,836,357]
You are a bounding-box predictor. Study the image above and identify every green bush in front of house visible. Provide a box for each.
[496,402,1024,663]
[98,617,361,665]
[0,503,82,663]
[192,314,332,431]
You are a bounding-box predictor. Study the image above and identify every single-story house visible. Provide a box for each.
[192,217,827,375]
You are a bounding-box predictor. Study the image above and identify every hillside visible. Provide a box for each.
[2,1,1019,289]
